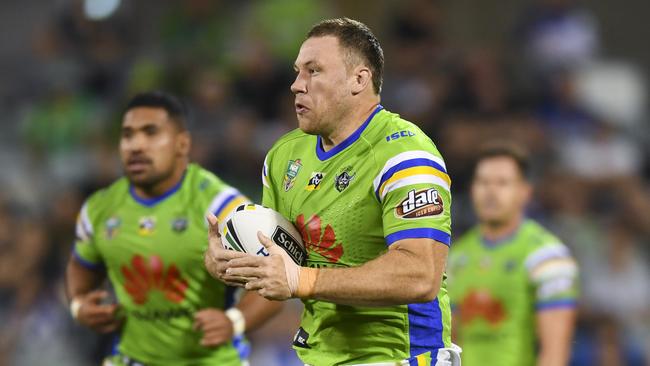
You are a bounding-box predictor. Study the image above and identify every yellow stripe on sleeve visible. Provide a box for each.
[379,166,451,198]
[216,196,249,222]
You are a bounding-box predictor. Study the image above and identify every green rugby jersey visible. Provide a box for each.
[447,219,579,366]
[262,105,452,365]
[73,163,249,366]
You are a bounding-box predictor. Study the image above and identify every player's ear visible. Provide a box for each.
[351,65,372,95]
[177,131,191,156]
[521,180,533,204]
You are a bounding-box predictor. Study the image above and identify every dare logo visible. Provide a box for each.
[295,214,343,263]
[121,255,189,305]
[395,188,443,219]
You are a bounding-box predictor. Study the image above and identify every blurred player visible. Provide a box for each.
[447,143,579,366]
[65,91,282,366]
[206,18,461,366]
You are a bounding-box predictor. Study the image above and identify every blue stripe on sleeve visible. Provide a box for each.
[72,248,104,271]
[375,158,447,199]
[535,299,577,311]
[385,228,451,246]
[213,193,240,217]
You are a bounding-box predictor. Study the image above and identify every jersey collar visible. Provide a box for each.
[129,170,186,207]
[315,104,383,161]
[480,219,525,249]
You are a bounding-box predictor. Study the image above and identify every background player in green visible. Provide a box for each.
[65,91,282,366]
[447,144,579,366]
[205,18,461,366]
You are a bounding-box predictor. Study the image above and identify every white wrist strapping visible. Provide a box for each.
[70,298,82,320]
[280,252,300,296]
[225,308,246,336]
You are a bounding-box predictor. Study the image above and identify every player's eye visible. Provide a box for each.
[143,126,158,135]
[121,129,133,138]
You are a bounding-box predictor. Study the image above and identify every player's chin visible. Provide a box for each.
[481,215,507,226]
[297,117,319,135]
[126,171,156,187]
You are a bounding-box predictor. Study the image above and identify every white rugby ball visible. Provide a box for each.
[219,204,307,265]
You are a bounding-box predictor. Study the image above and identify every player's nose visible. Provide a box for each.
[125,132,147,152]
[290,73,307,94]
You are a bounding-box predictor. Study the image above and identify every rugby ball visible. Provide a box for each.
[219,204,307,265]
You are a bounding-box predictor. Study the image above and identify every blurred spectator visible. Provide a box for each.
[582,221,650,365]
[535,70,597,137]
[558,120,644,180]
[517,0,599,74]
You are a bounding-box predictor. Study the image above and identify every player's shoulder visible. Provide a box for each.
[367,108,449,197]
[522,219,564,248]
[521,219,572,262]
[185,163,228,193]
[82,177,129,223]
[184,163,246,206]
[366,109,446,169]
[265,128,311,160]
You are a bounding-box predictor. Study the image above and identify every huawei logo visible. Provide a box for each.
[459,289,506,326]
[295,214,343,263]
[121,255,189,305]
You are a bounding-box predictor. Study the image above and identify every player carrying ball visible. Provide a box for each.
[66,91,281,366]
[205,18,462,366]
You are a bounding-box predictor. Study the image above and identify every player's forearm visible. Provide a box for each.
[306,240,445,306]
[236,291,283,332]
[537,352,569,366]
[65,257,105,301]
[535,308,577,366]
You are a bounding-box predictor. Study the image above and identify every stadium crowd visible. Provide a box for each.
[0,0,648,365]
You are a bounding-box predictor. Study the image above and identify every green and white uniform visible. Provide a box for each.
[447,220,579,366]
[262,105,453,366]
[74,164,249,366]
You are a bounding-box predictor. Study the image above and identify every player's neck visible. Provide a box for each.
[480,215,523,243]
[133,161,188,199]
[320,99,380,151]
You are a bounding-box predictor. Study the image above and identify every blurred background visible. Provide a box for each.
[0,0,648,365]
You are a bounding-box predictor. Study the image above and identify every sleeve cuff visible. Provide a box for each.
[72,248,104,271]
[535,299,577,311]
[385,228,451,246]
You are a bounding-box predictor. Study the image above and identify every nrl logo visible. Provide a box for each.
[334,166,355,192]
[104,216,121,239]
[395,188,443,219]
[283,159,302,192]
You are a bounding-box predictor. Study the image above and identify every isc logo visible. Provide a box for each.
[385,130,415,142]
[396,188,444,218]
